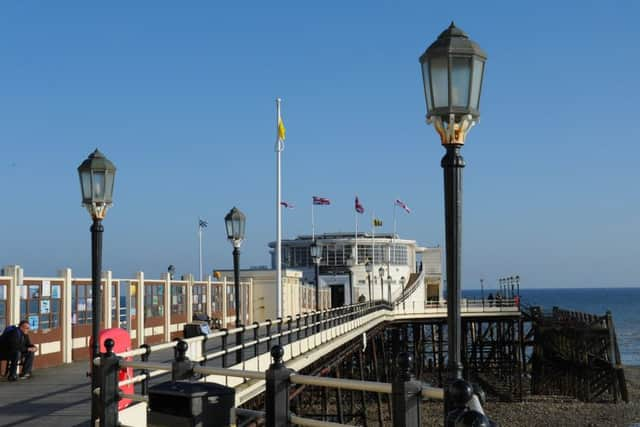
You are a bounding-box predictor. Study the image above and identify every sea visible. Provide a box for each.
[463,287,640,366]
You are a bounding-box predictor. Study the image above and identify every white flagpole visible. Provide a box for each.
[198,221,203,281]
[393,203,397,239]
[275,98,283,319]
[311,201,315,241]
[355,208,358,264]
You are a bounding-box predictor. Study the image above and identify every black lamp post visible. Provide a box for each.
[310,241,322,310]
[78,149,116,425]
[225,207,245,364]
[365,260,373,303]
[168,265,176,280]
[419,22,487,417]
[378,267,385,302]
[515,275,520,297]
[387,274,392,305]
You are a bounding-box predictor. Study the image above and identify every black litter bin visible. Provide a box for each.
[147,381,235,427]
[184,322,211,338]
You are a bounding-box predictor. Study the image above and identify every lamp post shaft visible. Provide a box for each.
[367,274,372,303]
[233,246,241,327]
[379,274,384,302]
[442,145,465,388]
[90,218,104,424]
[348,269,354,305]
[314,263,320,310]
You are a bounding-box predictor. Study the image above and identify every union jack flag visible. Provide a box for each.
[355,196,364,214]
[312,196,331,205]
[280,201,294,208]
[395,199,411,214]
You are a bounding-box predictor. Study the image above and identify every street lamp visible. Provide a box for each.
[378,267,385,302]
[310,241,322,310]
[365,259,373,302]
[168,265,176,280]
[515,275,520,297]
[78,149,116,425]
[346,256,355,305]
[387,274,392,304]
[224,207,245,364]
[419,21,487,415]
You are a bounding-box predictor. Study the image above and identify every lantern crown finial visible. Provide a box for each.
[438,21,468,40]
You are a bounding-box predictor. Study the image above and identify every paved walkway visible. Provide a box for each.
[0,361,91,427]
[0,346,179,427]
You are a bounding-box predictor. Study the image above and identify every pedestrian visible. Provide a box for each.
[0,320,37,381]
[488,293,494,307]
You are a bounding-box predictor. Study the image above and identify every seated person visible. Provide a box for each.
[0,320,37,381]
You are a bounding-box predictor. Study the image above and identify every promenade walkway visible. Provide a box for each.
[0,361,90,427]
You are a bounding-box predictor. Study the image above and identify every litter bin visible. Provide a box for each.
[183,323,210,361]
[184,322,211,338]
[147,381,235,427]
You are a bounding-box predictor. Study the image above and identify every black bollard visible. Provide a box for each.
[265,345,291,427]
[172,340,193,381]
[391,352,422,427]
[99,338,120,427]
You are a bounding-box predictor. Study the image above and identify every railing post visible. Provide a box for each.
[277,317,283,347]
[253,321,260,359]
[236,326,245,365]
[172,340,193,381]
[221,328,228,368]
[392,353,421,427]
[140,344,151,395]
[265,345,291,427]
[99,338,120,427]
[287,316,293,345]
[266,320,273,353]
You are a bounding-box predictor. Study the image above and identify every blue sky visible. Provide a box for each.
[1,1,638,289]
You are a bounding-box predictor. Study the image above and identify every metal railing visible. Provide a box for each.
[113,300,392,396]
[95,338,493,427]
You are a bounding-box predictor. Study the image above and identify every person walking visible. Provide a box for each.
[0,320,37,381]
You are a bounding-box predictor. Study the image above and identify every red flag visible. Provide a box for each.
[312,196,331,205]
[395,199,411,213]
[355,196,364,214]
[280,201,294,208]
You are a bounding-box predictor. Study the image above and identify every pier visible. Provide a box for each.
[1,297,520,426]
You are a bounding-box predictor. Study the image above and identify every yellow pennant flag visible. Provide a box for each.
[278,116,286,141]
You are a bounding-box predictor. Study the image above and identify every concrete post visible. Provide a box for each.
[222,277,228,328]
[206,275,213,320]
[6,265,22,326]
[186,274,194,324]
[135,271,145,345]
[103,270,113,329]
[163,272,171,342]
[59,268,73,363]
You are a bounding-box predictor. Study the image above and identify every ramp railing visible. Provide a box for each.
[95,340,495,427]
